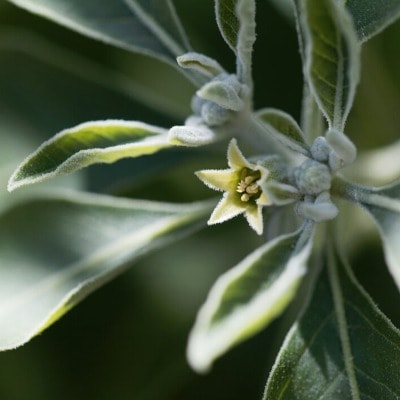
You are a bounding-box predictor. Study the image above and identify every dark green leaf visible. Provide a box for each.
[297,0,361,130]
[255,108,309,155]
[264,245,400,399]
[215,0,256,86]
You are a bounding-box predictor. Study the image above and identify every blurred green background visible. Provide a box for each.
[1,1,400,399]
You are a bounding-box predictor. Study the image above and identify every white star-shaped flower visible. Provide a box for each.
[196,139,271,234]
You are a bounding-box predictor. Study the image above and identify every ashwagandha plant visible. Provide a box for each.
[2,0,400,398]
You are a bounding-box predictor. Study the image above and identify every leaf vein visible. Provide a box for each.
[346,300,400,349]
[355,367,400,399]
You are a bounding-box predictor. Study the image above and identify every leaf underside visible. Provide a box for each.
[264,245,400,399]
[0,191,212,350]
[340,179,400,293]
[6,0,205,85]
[346,0,400,42]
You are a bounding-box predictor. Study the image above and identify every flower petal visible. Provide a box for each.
[244,204,264,235]
[256,191,273,207]
[208,193,244,225]
[227,138,251,169]
[196,169,238,192]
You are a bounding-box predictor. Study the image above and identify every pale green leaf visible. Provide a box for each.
[336,178,400,292]
[5,0,203,84]
[177,52,225,78]
[298,0,361,130]
[215,0,256,87]
[255,108,309,155]
[346,140,400,185]
[8,120,174,191]
[264,245,400,399]
[0,190,213,350]
[197,80,244,111]
[187,222,315,372]
[346,0,400,42]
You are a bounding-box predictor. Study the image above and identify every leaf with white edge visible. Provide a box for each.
[264,244,400,399]
[255,108,309,156]
[0,190,213,350]
[336,178,400,292]
[8,120,174,191]
[5,0,203,85]
[177,52,225,78]
[215,0,256,87]
[197,81,244,111]
[168,124,217,147]
[187,222,315,372]
[346,0,400,42]
[298,0,361,131]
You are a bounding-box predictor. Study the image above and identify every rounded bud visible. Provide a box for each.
[294,159,331,195]
[311,136,330,162]
[201,101,231,126]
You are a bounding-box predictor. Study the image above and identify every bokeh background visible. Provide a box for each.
[1,1,400,398]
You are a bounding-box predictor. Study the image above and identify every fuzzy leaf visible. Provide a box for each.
[187,222,315,372]
[346,0,400,42]
[177,52,225,78]
[0,191,213,350]
[168,124,217,147]
[8,120,174,191]
[255,108,309,155]
[197,81,244,111]
[5,0,202,83]
[337,178,400,293]
[297,0,361,131]
[264,245,400,399]
[272,0,400,43]
[215,0,256,87]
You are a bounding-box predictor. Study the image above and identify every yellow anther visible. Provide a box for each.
[237,181,247,193]
[236,168,261,202]
[241,193,250,202]
[244,176,255,185]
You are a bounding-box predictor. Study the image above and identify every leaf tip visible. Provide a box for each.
[186,334,213,374]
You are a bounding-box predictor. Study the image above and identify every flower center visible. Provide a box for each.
[236,168,261,202]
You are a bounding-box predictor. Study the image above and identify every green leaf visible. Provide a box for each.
[123,0,191,54]
[5,0,203,84]
[270,0,400,43]
[346,0,400,42]
[187,222,315,372]
[215,0,239,52]
[264,244,400,399]
[215,0,256,87]
[8,120,173,191]
[0,190,213,350]
[336,178,400,293]
[255,108,310,155]
[297,0,361,131]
